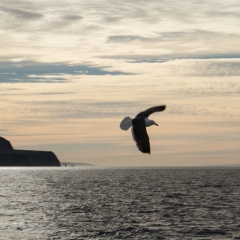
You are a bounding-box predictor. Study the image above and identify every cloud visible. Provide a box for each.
[6,99,140,121]
[98,55,240,78]
[103,17,122,23]
[1,1,240,64]
[0,6,43,19]
[102,53,240,63]
[107,35,153,43]
[45,14,83,29]
[62,14,83,21]
[37,91,74,95]
[106,31,210,44]
[152,59,240,77]
[0,61,130,83]
[0,91,74,96]
[103,30,240,63]
[184,60,240,77]
[107,30,240,44]
[205,9,240,20]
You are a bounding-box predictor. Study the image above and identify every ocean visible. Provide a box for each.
[0,167,240,239]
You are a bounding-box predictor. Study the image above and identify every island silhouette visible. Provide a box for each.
[0,137,60,166]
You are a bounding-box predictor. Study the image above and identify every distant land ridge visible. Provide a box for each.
[61,162,94,167]
[0,137,60,166]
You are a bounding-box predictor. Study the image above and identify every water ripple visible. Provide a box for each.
[0,167,240,239]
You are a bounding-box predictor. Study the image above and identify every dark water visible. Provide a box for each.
[0,167,240,239]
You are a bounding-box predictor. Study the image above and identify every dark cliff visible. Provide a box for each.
[0,137,60,166]
[0,137,13,151]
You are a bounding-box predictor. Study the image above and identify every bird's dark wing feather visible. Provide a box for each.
[132,118,150,154]
[136,138,150,154]
[136,105,166,118]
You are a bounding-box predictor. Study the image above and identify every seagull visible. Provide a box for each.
[120,105,166,154]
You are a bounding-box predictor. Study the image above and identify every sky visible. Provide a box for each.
[1,0,240,166]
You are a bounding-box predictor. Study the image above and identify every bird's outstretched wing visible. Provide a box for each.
[132,118,150,154]
[136,105,166,118]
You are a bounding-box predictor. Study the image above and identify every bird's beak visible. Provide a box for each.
[155,123,158,126]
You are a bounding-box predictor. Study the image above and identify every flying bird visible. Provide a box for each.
[120,105,166,154]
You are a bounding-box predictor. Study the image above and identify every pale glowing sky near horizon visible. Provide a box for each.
[1,0,240,166]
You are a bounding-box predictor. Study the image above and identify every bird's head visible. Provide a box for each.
[146,119,158,127]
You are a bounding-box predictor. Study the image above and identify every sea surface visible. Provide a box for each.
[0,167,240,239]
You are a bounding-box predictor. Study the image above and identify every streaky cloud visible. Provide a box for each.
[0,61,131,83]
[107,35,151,43]
[0,6,43,19]
[62,14,83,21]
[101,53,240,62]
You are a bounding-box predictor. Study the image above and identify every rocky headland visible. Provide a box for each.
[0,137,60,166]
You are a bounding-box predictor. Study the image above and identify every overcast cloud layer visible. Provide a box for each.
[1,0,240,63]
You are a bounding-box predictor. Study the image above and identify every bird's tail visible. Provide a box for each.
[120,116,132,131]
